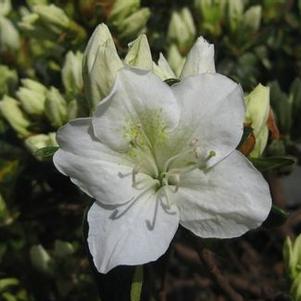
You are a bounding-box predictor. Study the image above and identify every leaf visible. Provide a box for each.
[250,156,296,172]
[0,278,19,292]
[35,146,59,159]
[164,78,180,86]
[130,265,143,301]
[263,204,288,228]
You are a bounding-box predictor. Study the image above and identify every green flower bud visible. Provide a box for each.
[124,34,152,70]
[54,240,74,258]
[0,0,11,16]
[0,65,18,98]
[45,87,67,128]
[83,24,123,110]
[62,51,83,96]
[26,0,48,7]
[16,85,46,116]
[153,53,176,81]
[30,245,53,275]
[194,0,226,36]
[244,84,270,157]
[284,235,301,280]
[167,44,185,77]
[291,274,301,301]
[21,78,47,94]
[118,8,151,40]
[33,4,70,31]
[243,5,262,32]
[109,0,140,25]
[227,0,244,32]
[0,16,20,51]
[0,96,31,137]
[167,8,196,52]
[67,99,78,120]
[25,132,57,160]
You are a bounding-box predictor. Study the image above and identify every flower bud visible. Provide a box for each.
[180,36,215,79]
[109,0,140,26]
[245,84,270,157]
[0,65,18,97]
[0,0,11,16]
[33,4,70,31]
[45,87,67,128]
[54,240,74,258]
[153,53,176,81]
[227,0,244,32]
[243,5,262,32]
[25,132,57,160]
[62,51,83,96]
[117,8,151,40]
[30,245,53,275]
[16,88,45,116]
[291,274,301,301]
[167,8,196,52]
[21,78,47,94]
[0,16,20,51]
[83,24,123,110]
[167,44,185,77]
[0,96,31,137]
[124,34,152,70]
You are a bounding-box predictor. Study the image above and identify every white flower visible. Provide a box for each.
[53,42,271,275]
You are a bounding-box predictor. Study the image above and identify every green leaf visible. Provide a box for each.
[0,278,19,292]
[130,265,143,301]
[164,78,180,86]
[263,204,288,228]
[35,146,59,159]
[250,156,296,172]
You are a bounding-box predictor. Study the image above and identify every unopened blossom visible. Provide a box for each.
[53,32,272,274]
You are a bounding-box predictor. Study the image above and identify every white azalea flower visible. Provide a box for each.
[53,64,271,273]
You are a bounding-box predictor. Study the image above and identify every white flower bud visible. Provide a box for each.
[167,44,185,77]
[167,8,196,52]
[109,0,139,25]
[16,87,46,116]
[180,36,215,79]
[33,4,70,31]
[30,245,53,275]
[62,51,83,95]
[45,87,67,128]
[153,53,176,80]
[0,96,31,137]
[0,16,20,51]
[243,5,262,32]
[83,24,123,110]
[227,0,244,32]
[0,0,11,16]
[124,34,152,70]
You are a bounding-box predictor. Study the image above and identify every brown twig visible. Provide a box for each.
[195,240,244,301]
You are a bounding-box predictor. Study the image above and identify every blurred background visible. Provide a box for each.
[0,0,301,300]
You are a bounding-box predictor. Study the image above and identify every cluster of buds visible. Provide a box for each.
[0,50,84,159]
[0,0,20,53]
[194,0,262,37]
[83,23,176,111]
[19,3,86,45]
[283,235,301,300]
[106,0,151,40]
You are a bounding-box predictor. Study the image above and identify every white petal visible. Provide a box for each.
[172,73,245,166]
[92,67,180,151]
[53,118,152,205]
[87,191,179,273]
[172,150,272,238]
[180,36,216,78]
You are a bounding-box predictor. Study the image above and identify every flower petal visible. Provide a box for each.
[172,73,245,166]
[180,36,216,78]
[92,67,180,151]
[172,150,272,238]
[53,118,152,205]
[87,191,179,273]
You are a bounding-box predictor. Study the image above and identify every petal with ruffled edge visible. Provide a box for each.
[171,73,245,167]
[92,67,180,152]
[53,118,153,206]
[172,150,271,238]
[87,190,179,273]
